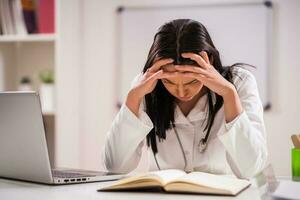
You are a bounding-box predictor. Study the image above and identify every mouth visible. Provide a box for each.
[177,96,193,101]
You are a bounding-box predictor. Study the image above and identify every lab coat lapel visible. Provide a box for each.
[187,94,208,122]
[174,94,208,124]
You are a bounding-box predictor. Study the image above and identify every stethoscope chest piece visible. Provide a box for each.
[198,138,207,153]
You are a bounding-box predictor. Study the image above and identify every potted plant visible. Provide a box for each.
[18,76,33,91]
[39,69,55,114]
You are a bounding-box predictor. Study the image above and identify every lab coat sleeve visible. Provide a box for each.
[217,68,268,179]
[102,74,154,173]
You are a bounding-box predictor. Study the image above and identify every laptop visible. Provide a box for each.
[0,91,124,184]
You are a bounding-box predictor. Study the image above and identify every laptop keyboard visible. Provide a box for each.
[52,170,96,178]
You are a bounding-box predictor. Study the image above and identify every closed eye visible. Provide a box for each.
[162,79,176,85]
[184,79,199,85]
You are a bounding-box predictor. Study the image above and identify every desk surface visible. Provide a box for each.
[0,178,265,200]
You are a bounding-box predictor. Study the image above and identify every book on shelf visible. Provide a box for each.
[21,0,38,34]
[12,0,27,35]
[0,0,16,34]
[38,0,55,33]
[98,169,251,196]
[0,0,55,36]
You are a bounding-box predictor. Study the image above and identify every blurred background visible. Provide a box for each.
[0,0,299,177]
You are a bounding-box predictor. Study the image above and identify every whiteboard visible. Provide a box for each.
[117,2,273,109]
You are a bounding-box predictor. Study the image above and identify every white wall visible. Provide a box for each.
[77,0,300,176]
[55,0,82,168]
[79,0,119,170]
[264,0,300,176]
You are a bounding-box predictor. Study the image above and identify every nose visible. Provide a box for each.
[177,84,187,97]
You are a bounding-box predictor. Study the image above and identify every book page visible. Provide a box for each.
[98,169,186,191]
[146,169,187,185]
[168,172,250,194]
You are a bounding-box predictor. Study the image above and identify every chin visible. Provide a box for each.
[177,96,194,102]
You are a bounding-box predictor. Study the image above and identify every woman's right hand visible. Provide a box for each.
[126,58,174,117]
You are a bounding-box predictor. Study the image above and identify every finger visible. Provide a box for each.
[147,71,180,86]
[148,58,174,73]
[182,72,208,81]
[174,65,208,76]
[146,70,173,85]
[144,71,154,79]
[181,53,209,69]
[159,71,178,78]
[147,69,163,81]
[199,51,210,65]
[145,67,171,78]
[153,71,180,82]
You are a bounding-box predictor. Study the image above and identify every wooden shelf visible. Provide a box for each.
[0,34,56,42]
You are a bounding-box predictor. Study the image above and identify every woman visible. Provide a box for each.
[103,19,268,178]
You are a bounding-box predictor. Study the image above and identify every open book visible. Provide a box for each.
[98,169,251,196]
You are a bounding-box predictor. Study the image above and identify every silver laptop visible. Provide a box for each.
[0,91,124,184]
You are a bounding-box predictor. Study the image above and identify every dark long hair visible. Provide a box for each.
[143,19,241,154]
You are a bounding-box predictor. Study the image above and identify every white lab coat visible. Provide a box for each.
[103,67,268,179]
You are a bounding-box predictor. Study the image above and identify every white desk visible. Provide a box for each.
[0,178,264,200]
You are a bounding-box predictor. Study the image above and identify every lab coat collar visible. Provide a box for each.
[174,94,209,125]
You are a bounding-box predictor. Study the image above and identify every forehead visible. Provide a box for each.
[162,64,177,72]
[162,64,196,83]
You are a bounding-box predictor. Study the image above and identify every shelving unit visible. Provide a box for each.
[0,40,55,100]
[0,34,56,42]
[0,0,84,169]
[0,0,56,167]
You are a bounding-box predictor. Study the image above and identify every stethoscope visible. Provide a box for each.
[153,122,209,171]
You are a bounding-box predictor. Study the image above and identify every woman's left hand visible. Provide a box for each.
[175,51,234,97]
